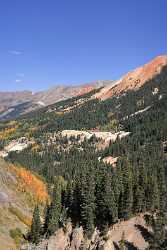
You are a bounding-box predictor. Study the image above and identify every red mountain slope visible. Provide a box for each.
[95,55,167,100]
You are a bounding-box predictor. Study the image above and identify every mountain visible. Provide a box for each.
[95,55,167,100]
[0,80,112,121]
[1,55,166,121]
[1,55,167,249]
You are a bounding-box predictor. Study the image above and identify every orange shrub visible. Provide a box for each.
[10,164,48,203]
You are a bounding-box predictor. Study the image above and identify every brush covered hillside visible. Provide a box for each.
[0,159,48,250]
[1,55,167,249]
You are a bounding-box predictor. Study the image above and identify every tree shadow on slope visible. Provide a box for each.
[113,241,139,250]
[135,224,152,243]
[113,241,120,250]
[125,241,139,250]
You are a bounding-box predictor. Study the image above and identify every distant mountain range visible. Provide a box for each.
[0,80,113,120]
[1,55,167,121]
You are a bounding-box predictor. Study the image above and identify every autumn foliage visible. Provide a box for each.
[9,164,48,203]
[0,125,18,140]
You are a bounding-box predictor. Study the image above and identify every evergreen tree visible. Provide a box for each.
[80,172,96,238]
[134,185,145,213]
[147,213,167,250]
[46,181,62,236]
[63,181,79,222]
[151,176,159,211]
[96,174,118,229]
[29,205,42,245]
[118,159,133,219]
[158,165,167,213]
[43,203,50,236]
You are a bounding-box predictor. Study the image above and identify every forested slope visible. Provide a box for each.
[0,62,167,249]
[2,65,167,249]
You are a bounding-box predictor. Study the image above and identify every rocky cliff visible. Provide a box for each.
[21,215,149,250]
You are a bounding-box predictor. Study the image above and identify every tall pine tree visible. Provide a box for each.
[29,205,42,245]
[46,180,62,236]
[80,171,96,238]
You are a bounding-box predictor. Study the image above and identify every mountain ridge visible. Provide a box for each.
[95,55,167,100]
[0,80,113,120]
[1,55,167,121]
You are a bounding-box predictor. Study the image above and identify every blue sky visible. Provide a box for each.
[0,0,166,91]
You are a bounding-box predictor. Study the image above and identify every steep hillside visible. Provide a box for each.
[95,55,167,100]
[3,61,167,249]
[0,159,48,250]
[1,55,167,249]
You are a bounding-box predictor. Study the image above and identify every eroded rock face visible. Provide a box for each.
[70,226,84,250]
[95,55,167,100]
[47,229,70,250]
[22,215,149,250]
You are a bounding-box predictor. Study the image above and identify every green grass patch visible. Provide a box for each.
[9,228,23,247]
[9,205,31,227]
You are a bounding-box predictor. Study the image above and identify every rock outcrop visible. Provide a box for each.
[21,214,149,250]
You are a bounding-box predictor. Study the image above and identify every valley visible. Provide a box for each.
[1,56,167,249]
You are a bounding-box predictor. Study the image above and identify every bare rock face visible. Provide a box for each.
[44,225,89,250]
[95,55,167,100]
[47,229,70,250]
[22,215,150,250]
[70,226,84,250]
